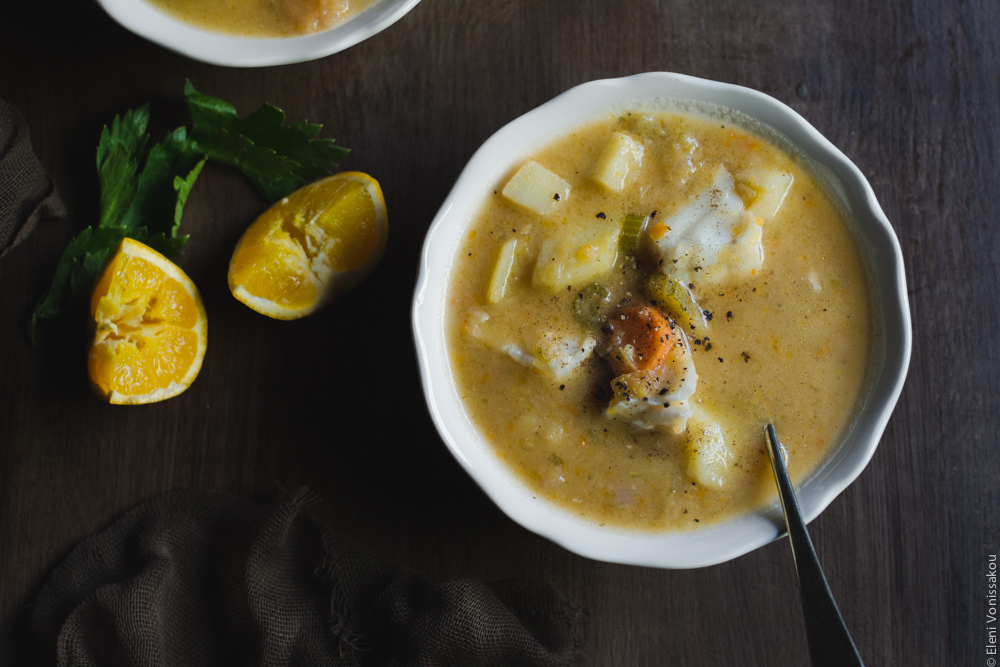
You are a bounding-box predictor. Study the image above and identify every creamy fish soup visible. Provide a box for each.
[147,0,375,37]
[446,106,873,531]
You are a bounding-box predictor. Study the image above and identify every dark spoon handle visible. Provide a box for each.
[765,424,865,667]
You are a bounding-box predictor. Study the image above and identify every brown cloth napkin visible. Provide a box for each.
[0,100,65,258]
[30,488,580,667]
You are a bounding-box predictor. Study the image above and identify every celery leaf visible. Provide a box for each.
[32,83,350,340]
[184,80,349,202]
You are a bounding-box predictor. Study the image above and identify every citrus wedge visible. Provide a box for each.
[228,171,388,319]
[88,238,207,405]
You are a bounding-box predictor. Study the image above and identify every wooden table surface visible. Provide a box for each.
[2,1,998,665]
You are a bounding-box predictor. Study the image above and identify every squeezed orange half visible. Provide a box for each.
[88,238,207,404]
[228,171,388,319]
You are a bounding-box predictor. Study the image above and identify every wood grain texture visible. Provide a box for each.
[2,0,998,664]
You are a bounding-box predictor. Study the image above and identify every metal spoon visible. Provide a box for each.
[765,424,865,667]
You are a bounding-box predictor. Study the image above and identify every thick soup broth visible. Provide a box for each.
[447,107,872,531]
[146,0,375,37]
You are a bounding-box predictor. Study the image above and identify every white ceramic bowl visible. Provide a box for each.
[94,0,421,67]
[412,72,911,569]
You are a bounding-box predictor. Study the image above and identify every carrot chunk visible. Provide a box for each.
[602,305,675,374]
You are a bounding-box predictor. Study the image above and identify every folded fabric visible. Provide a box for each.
[0,100,65,258]
[30,488,580,667]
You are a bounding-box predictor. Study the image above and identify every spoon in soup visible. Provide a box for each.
[764,424,865,667]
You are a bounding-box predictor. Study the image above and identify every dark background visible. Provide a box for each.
[2,0,997,664]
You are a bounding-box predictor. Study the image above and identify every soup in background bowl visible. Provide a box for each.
[412,73,910,569]
[94,0,421,66]
[144,0,378,38]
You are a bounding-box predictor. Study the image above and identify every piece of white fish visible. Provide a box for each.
[604,329,698,434]
[502,332,596,379]
[651,166,764,288]
[467,309,595,381]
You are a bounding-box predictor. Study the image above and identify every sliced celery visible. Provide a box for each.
[572,283,612,328]
[619,213,648,254]
[645,274,708,331]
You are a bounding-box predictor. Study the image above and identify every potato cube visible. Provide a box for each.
[533,217,622,291]
[592,131,644,192]
[742,169,794,220]
[502,161,571,216]
[486,238,518,303]
[685,413,734,488]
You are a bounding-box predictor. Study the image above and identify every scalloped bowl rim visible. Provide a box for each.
[93,0,421,67]
[412,72,911,569]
